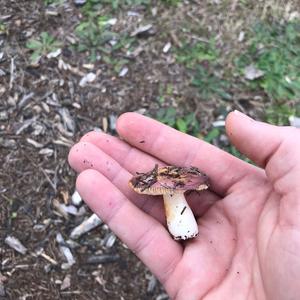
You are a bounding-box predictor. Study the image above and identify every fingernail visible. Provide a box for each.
[233,110,254,121]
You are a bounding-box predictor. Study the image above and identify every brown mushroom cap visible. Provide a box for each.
[129,165,209,195]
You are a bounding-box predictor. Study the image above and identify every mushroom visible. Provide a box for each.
[129,165,209,240]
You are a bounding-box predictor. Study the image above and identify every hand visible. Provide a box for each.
[68,111,300,300]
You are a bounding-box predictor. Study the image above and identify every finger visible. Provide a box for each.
[68,141,219,220]
[116,112,257,195]
[80,131,159,173]
[77,169,182,285]
[226,111,300,194]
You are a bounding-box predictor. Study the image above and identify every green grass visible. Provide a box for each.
[154,108,251,161]
[115,0,150,8]
[237,21,300,102]
[176,39,218,68]
[26,32,61,63]
[103,0,150,10]
[80,0,178,12]
[44,0,64,5]
[102,56,130,73]
[204,126,251,163]
[175,20,300,122]
[192,66,231,100]
[175,38,231,100]
[161,0,181,5]
[75,14,116,61]
[266,103,300,126]
[75,13,135,63]
[155,107,200,136]
[0,21,7,35]
[80,0,149,13]
[74,0,182,62]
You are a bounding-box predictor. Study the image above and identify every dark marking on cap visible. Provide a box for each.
[129,165,209,195]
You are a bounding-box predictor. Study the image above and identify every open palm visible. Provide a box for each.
[68,112,300,300]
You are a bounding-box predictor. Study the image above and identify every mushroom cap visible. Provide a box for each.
[129,165,209,195]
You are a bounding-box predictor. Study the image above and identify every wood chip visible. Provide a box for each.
[60,190,69,205]
[60,275,71,291]
[102,117,108,133]
[4,236,27,255]
[70,214,102,239]
[26,138,44,148]
[130,24,153,37]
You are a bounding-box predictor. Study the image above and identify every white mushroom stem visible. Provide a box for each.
[163,193,198,240]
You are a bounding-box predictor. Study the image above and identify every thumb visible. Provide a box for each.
[225,110,300,196]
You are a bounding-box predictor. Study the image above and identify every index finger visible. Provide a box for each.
[117,112,259,195]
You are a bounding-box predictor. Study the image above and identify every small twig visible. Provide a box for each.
[39,252,58,265]
[18,92,35,109]
[32,248,58,265]
[186,11,202,25]
[190,35,210,44]
[233,99,247,113]
[0,193,12,201]
[22,149,57,192]
[9,57,15,90]
[53,137,73,147]
[170,31,182,48]
[40,168,57,192]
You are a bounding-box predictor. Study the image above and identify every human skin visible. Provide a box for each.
[68,111,300,300]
